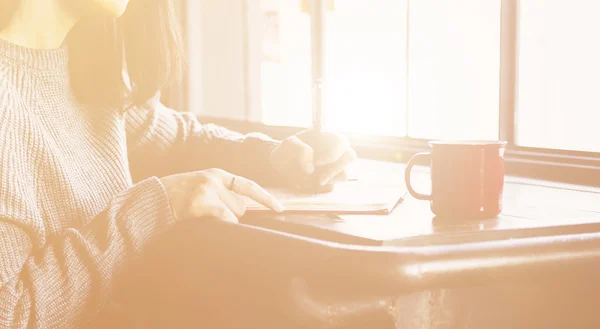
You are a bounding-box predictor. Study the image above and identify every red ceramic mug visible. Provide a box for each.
[405,141,508,218]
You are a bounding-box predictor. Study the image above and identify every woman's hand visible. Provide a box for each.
[269,129,357,189]
[160,169,284,223]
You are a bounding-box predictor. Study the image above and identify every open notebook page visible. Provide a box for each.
[245,181,407,215]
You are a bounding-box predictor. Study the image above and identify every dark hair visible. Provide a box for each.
[0,0,185,111]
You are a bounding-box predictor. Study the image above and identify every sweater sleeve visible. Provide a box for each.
[125,98,283,186]
[0,177,177,329]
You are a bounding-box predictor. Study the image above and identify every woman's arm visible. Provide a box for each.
[0,177,176,329]
[125,98,283,186]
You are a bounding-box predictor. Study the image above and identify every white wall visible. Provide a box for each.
[187,0,248,120]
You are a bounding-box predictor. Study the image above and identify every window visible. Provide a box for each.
[516,0,600,153]
[408,0,500,140]
[324,0,407,136]
[191,0,600,185]
[255,0,500,140]
[260,0,312,127]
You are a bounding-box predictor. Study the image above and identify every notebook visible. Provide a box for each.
[245,181,407,215]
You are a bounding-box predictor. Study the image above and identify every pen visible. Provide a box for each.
[311,0,326,195]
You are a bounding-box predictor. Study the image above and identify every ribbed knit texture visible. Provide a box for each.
[0,38,280,329]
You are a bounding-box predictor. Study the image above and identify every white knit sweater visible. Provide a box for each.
[0,38,279,329]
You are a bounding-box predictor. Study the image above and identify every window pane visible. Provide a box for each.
[260,0,312,127]
[408,0,501,140]
[516,0,600,153]
[324,0,407,136]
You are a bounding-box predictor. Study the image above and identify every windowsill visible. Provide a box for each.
[200,116,600,187]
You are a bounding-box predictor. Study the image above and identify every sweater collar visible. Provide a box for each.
[0,37,68,71]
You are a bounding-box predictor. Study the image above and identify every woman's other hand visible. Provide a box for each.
[269,129,357,189]
[160,169,284,223]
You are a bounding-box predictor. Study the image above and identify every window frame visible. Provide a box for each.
[497,0,600,186]
[199,0,600,187]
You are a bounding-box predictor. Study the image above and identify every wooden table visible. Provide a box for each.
[245,159,600,247]
[242,159,600,328]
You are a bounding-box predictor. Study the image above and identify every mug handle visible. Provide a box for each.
[405,152,433,201]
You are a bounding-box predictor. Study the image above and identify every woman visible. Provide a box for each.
[0,0,356,328]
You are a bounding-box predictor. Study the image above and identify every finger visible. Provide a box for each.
[217,187,247,218]
[283,136,315,174]
[189,192,239,224]
[323,170,349,185]
[293,165,347,190]
[292,182,335,193]
[230,176,284,212]
[314,133,350,166]
[208,169,284,212]
[318,148,357,186]
[205,172,248,217]
[207,204,239,224]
